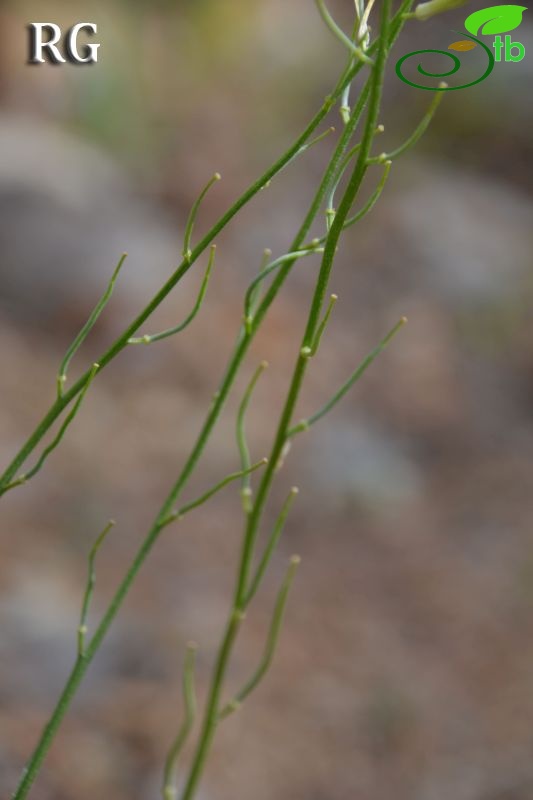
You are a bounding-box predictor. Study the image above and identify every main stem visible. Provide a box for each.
[178,2,391,798]
[0,59,361,494]
[0,2,412,495]
[11,3,412,796]
[10,59,366,800]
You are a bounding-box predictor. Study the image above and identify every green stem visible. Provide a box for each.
[315,0,374,65]
[129,246,217,345]
[244,247,324,329]
[367,84,445,163]
[0,0,412,498]
[219,556,300,720]
[0,364,99,498]
[236,0,391,613]
[244,488,299,607]
[309,292,338,356]
[169,458,268,523]
[288,316,407,436]
[179,3,394,799]
[78,519,115,656]
[178,610,245,800]
[9,57,365,800]
[183,174,221,262]
[10,5,415,796]
[163,643,198,800]
[57,254,126,397]
[236,362,269,512]
[12,655,90,799]
[0,62,353,496]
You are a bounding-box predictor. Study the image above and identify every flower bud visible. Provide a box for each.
[412,0,470,21]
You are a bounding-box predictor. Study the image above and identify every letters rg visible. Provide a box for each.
[28,23,100,65]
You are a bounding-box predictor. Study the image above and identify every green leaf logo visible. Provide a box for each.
[465,4,527,36]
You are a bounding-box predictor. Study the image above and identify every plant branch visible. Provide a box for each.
[219,555,300,720]
[57,254,126,397]
[162,458,269,526]
[179,3,394,799]
[183,174,221,262]
[163,643,198,800]
[315,0,374,65]
[0,0,412,498]
[368,84,446,163]
[0,364,99,498]
[236,362,269,513]
[234,0,392,618]
[244,488,299,607]
[9,5,418,797]
[78,519,115,656]
[288,316,407,437]
[128,246,217,345]
[0,59,357,495]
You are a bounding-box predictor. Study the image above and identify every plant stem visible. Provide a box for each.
[179,2,392,798]
[10,4,414,796]
[1,0,413,496]
[178,610,245,800]
[163,643,198,800]
[9,55,366,800]
[236,0,391,614]
[219,555,301,720]
[0,55,363,496]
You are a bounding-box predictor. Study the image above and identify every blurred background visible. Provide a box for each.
[1,1,532,798]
